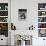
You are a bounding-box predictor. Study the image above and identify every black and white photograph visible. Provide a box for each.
[18,9,27,21]
[38,3,46,10]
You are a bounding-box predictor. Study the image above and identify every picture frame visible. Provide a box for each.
[18,9,27,21]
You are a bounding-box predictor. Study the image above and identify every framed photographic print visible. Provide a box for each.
[18,9,27,21]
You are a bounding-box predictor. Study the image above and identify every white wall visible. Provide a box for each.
[11,0,46,46]
[11,0,46,30]
[11,0,38,45]
[11,0,38,30]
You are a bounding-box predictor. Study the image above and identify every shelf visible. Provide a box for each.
[38,16,46,17]
[38,22,46,23]
[0,10,8,11]
[0,22,8,23]
[0,3,8,37]
[38,3,46,37]
[38,10,46,11]
[0,16,8,17]
[38,28,46,29]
